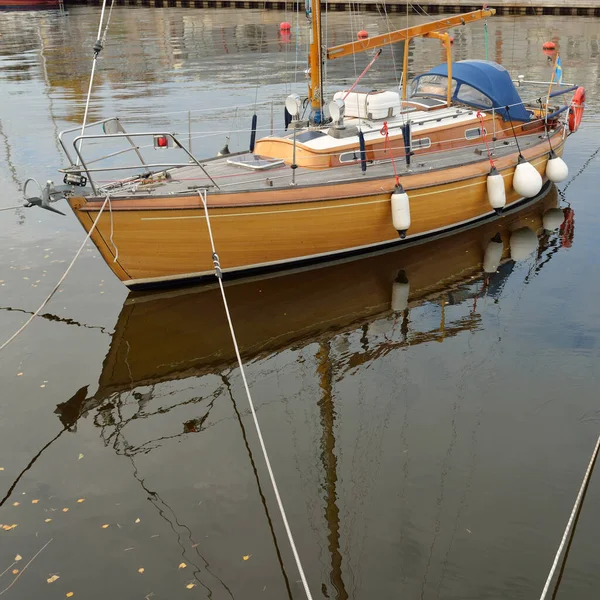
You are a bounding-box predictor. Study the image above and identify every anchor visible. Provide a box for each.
[23,178,87,216]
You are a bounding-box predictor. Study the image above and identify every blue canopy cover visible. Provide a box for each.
[413,60,530,122]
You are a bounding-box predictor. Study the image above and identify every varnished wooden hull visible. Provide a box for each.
[68,135,564,289]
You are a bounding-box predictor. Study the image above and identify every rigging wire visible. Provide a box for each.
[198,190,314,600]
[77,0,115,165]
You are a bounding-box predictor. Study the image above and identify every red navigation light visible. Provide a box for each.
[154,135,169,149]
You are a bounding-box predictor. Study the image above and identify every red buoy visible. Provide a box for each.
[542,41,556,50]
[280,21,291,31]
[358,30,369,39]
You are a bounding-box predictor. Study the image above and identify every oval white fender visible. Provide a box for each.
[487,167,506,213]
[545,152,569,183]
[513,156,543,198]
[391,185,411,238]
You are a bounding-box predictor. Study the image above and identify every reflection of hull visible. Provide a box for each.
[97,186,561,397]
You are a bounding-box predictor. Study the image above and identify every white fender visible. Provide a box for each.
[543,208,565,231]
[545,153,569,183]
[487,167,506,213]
[510,227,538,261]
[483,234,504,273]
[513,157,543,198]
[391,186,411,237]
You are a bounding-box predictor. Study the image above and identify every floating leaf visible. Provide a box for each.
[12,502,20,507]
[102,524,109,529]
[186,583,196,589]
[32,499,40,504]
[45,518,52,523]
[0,467,4,470]
[78,454,84,460]
[135,518,141,524]
[40,384,46,388]
[66,593,74,598]
[15,554,22,561]
[62,508,69,513]
[17,373,23,377]
[47,575,60,583]
[12,569,19,575]
[2,524,18,531]
[178,563,187,570]
[77,499,85,503]
[242,555,251,561]
[138,568,144,574]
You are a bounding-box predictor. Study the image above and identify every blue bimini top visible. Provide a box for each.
[411,60,530,122]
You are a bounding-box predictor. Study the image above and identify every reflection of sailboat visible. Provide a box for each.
[92,186,567,402]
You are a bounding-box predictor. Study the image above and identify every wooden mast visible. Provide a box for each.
[308,0,324,122]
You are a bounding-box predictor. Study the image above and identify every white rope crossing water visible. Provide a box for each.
[539,433,600,600]
[0,195,110,352]
[198,190,314,600]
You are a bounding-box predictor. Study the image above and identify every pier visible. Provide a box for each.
[64,0,600,16]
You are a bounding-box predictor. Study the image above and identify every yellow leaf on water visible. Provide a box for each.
[178,562,187,569]
[102,524,109,529]
[135,518,140,524]
[0,467,4,470]
[186,583,196,589]
[45,518,52,523]
[78,454,84,460]
[77,499,85,503]
[14,554,22,561]
[17,373,23,377]
[62,508,69,513]
[66,593,74,598]
[32,499,39,504]
[12,569,19,575]
[12,502,19,507]
[138,568,144,574]
[242,555,251,561]
[47,575,60,583]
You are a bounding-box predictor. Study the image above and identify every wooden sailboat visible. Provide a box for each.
[34,5,584,289]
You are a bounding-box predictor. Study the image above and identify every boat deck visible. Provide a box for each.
[95,130,554,199]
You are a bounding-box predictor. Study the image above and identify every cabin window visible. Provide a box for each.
[410,75,457,99]
[339,151,361,163]
[411,137,431,150]
[464,127,487,140]
[455,84,493,108]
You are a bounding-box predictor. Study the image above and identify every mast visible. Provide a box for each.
[308,0,324,123]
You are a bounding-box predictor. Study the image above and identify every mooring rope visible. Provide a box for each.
[0,195,110,352]
[539,433,600,600]
[198,190,313,600]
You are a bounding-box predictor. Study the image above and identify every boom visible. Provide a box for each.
[326,8,495,60]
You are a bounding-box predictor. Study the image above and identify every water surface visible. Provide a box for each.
[1,7,599,600]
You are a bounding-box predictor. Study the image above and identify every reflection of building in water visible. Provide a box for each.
[3,9,598,126]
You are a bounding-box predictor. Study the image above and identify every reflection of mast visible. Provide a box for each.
[0,117,22,193]
[316,342,348,600]
[220,373,294,600]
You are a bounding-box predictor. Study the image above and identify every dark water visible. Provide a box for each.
[1,6,600,599]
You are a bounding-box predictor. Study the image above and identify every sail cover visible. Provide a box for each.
[412,60,530,122]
